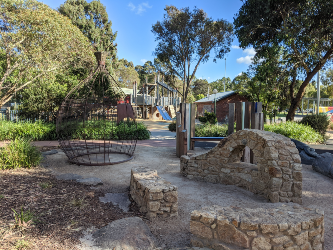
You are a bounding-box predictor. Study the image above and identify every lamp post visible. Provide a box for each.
[213,89,217,114]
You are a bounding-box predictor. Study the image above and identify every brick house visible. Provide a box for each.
[195,91,248,122]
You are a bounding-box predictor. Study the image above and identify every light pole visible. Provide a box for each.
[213,89,218,114]
[224,58,226,92]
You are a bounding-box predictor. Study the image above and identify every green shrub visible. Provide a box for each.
[0,120,150,141]
[198,111,217,124]
[195,123,228,137]
[300,114,330,135]
[264,121,324,144]
[168,122,177,132]
[0,138,42,169]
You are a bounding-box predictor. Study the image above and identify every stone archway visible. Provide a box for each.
[180,129,302,204]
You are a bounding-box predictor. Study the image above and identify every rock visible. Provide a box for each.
[99,193,131,212]
[92,217,157,250]
[291,139,318,165]
[56,173,83,181]
[41,149,59,156]
[312,152,333,178]
[77,177,103,186]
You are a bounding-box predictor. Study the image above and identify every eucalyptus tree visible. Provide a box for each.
[0,0,95,108]
[152,5,233,101]
[234,0,333,120]
[58,0,117,74]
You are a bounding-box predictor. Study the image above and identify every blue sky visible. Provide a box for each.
[42,0,254,83]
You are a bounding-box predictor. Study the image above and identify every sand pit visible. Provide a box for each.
[43,145,333,249]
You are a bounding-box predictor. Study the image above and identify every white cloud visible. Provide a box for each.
[140,59,147,64]
[231,45,240,49]
[236,56,253,64]
[237,72,243,76]
[128,2,152,15]
[243,47,256,56]
[236,47,256,64]
[207,77,210,80]
[128,2,136,11]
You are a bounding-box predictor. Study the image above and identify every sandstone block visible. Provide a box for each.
[308,226,322,237]
[300,242,312,250]
[271,235,290,245]
[261,223,279,234]
[190,221,213,239]
[270,178,282,191]
[148,192,163,201]
[293,231,308,246]
[252,237,271,250]
[148,201,160,212]
[164,191,178,203]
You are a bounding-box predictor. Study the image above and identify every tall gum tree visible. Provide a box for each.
[234,0,333,121]
[0,0,95,108]
[152,5,233,102]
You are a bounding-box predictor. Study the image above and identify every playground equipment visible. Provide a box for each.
[176,102,264,161]
[56,51,138,166]
[131,75,181,120]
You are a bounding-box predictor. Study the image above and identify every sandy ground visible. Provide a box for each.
[42,144,333,250]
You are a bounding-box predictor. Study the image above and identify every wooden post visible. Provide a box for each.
[236,102,243,131]
[180,103,185,131]
[250,102,256,129]
[244,102,251,129]
[259,112,264,130]
[228,103,235,135]
[179,129,187,156]
[190,103,196,150]
[185,103,190,150]
[254,113,260,129]
[6,107,10,121]
[176,112,181,157]
[146,83,149,119]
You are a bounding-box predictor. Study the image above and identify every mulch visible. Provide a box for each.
[0,147,145,249]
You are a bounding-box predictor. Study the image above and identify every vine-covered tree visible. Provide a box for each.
[0,0,94,108]
[152,5,233,102]
[234,0,333,120]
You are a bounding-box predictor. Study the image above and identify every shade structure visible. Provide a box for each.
[56,52,137,166]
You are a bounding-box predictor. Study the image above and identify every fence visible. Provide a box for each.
[0,108,56,123]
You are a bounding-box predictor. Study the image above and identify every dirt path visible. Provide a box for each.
[43,145,333,249]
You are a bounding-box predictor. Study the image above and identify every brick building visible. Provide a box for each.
[195,91,248,122]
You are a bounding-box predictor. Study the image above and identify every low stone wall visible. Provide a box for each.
[181,129,302,204]
[130,167,178,219]
[190,205,324,250]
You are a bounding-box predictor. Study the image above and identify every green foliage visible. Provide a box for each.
[168,122,177,132]
[115,59,140,88]
[12,207,35,229]
[15,239,30,250]
[196,94,205,100]
[198,111,217,124]
[39,182,53,189]
[300,114,330,135]
[195,123,228,137]
[58,0,117,54]
[264,122,324,144]
[234,0,333,120]
[0,120,150,141]
[0,138,42,169]
[0,120,57,141]
[0,0,95,108]
[192,79,209,97]
[210,77,232,92]
[152,5,233,101]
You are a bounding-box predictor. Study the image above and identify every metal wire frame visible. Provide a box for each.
[56,52,138,166]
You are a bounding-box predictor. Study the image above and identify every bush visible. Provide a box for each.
[198,111,217,124]
[195,123,228,137]
[0,138,42,169]
[168,122,177,132]
[300,114,330,135]
[0,120,151,141]
[264,121,324,144]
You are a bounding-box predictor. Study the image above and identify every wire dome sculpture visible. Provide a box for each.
[56,52,137,166]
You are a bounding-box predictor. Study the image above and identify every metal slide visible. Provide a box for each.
[156,106,172,120]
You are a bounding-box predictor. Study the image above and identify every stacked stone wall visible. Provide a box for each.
[190,205,324,250]
[130,167,178,219]
[180,129,302,204]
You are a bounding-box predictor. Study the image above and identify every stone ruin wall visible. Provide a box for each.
[190,205,324,250]
[130,167,178,219]
[180,129,302,204]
